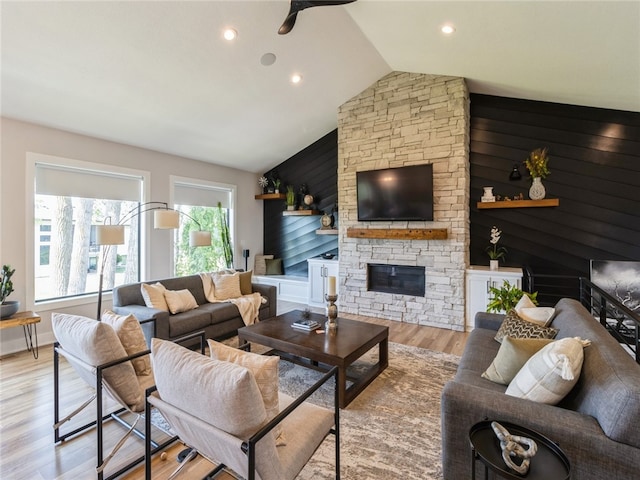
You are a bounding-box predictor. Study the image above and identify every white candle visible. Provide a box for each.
[328,276,336,296]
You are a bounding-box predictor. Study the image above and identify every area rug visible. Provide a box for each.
[152,341,459,479]
[280,343,460,480]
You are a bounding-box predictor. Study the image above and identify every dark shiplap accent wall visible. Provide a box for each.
[470,94,640,279]
[262,129,338,277]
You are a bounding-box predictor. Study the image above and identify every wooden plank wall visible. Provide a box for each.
[262,129,338,277]
[470,94,640,280]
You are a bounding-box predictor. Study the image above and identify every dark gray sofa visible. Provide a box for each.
[441,298,640,479]
[112,274,276,345]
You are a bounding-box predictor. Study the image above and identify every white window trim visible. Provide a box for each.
[169,175,237,274]
[26,152,150,310]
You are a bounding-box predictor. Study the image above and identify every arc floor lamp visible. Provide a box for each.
[95,202,211,319]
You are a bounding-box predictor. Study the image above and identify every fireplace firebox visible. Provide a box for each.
[367,264,426,296]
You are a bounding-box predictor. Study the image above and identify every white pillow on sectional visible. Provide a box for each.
[163,289,198,314]
[141,282,169,311]
[506,337,591,405]
[515,294,555,326]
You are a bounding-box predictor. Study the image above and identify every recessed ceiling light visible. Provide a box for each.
[291,73,303,84]
[441,25,455,35]
[223,28,237,41]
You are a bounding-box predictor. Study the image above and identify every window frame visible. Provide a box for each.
[27,152,150,310]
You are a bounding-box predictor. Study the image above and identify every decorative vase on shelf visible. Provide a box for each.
[481,186,496,203]
[489,260,499,271]
[529,177,546,200]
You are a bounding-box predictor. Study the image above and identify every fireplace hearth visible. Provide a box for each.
[367,264,426,297]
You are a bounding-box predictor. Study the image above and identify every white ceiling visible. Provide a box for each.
[2,1,639,174]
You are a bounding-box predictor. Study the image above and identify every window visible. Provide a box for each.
[34,158,145,303]
[172,177,235,276]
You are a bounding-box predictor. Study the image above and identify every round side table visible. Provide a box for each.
[469,420,571,480]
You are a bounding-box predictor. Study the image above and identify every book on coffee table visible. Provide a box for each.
[291,319,319,331]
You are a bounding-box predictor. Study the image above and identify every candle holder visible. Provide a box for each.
[325,293,338,331]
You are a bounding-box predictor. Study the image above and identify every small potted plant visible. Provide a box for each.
[1,264,19,319]
[286,185,296,210]
[273,178,281,194]
[524,147,550,200]
[485,226,507,270]
[487,280,538,313]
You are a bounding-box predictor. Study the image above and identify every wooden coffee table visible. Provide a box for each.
[238,310,389,408]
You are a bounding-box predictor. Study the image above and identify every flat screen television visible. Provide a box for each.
[357,164,434,221]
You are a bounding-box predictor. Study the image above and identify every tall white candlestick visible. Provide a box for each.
[328,276,336,296]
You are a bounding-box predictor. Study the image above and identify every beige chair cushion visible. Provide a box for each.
[482,336,554,385]
[211,272,242,300]
[506,337,590,404]
[164,288,198,314]
[141,282,169,311]
[151,338,267,439]
[102,310,151,376]
[51,312,144,411]
[208,340,285,445]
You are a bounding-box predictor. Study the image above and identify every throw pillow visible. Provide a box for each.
[265,258,283,275]
[506,337,591,404]
[152,338,267,439]
[515,294,556,326]
[208,339,285,445]
[140,282,169,311]
[494,309,558,344]
[253,254,274,276]
[239,270,253,296]
[211,272,242,300]
[163,289,198,314]
[102,310,152,376]
[482,337,554,385]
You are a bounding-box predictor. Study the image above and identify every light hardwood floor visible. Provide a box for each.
[0,302,468,479]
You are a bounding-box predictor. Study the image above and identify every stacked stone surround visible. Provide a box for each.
[337,72,470,331]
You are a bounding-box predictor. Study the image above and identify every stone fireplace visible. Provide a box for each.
[336,72,470,331]
[367,264,426,297]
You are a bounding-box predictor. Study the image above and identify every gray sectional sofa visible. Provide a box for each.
[112,274,276,345]
[441,298,640,479]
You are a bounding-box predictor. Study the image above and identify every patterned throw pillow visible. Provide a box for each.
[208,339,285,445]
[506,337,591,404]
[494,309,558,344]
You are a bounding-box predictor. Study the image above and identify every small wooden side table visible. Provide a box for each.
[0,311,41,359]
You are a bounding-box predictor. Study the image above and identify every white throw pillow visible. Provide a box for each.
[482,336,554,385]
[514,294,555,326]
[208,340,285,445]
[102,310,151,376]
[506,337,591,404]
[163,289,198,314]
[211,272,242,300]
[141,282,169,311]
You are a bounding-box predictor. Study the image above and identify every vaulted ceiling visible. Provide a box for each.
[2,1,638,173]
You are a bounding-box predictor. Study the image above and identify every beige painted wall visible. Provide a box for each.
[0,117,264,355]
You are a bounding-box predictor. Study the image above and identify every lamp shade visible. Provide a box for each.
[154,209,180,229]
[96,225,125,245]
[189,230,212,247]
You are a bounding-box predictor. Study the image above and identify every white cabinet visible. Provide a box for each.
[465,266,523,331]
[307,258,339,308]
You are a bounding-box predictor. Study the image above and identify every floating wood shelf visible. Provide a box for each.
[255,193,286,200]
[315,229,338,235]
[347,228,448,240]
[282,210,321,216]
[476,199,560,209]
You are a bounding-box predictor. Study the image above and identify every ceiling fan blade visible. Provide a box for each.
[278,0,357,35]
[278,12,298,35]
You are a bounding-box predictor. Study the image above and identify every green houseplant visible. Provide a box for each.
[286,185,296,210]
[1,265,19,318]
[486,280,538,313]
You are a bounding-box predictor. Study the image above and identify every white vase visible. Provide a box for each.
[481,186,495,202]
[489,260,499,270]
[529,177,546,200]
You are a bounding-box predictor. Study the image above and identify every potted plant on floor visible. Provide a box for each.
[1,264,19,319]
[487,280,538,313]
[286,185,296,210]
